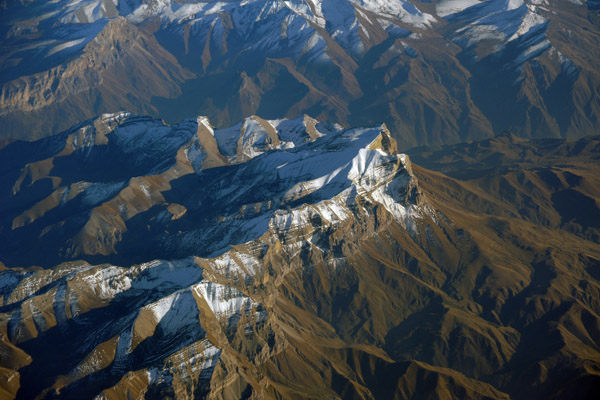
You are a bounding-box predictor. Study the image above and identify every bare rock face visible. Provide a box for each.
[0,17,193,141]
[1,1,600,147]
[1,114,599,399]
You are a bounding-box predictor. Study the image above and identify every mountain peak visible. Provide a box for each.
[0,113,426,267]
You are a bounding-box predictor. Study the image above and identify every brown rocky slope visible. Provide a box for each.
[0,115,599,399]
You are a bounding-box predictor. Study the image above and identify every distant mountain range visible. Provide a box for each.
[1,0,599,148]
[1,113,599,399]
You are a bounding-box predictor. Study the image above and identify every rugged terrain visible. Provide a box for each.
[1,0,600,147]
[0,113,599,399]
[409,132,600,240]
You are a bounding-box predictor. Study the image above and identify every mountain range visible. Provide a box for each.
[1,0,600,148]
[1,1,600,398]
[1,113,599,399]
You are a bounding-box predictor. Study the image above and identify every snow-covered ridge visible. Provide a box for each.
[0,257,261,334]
[0,111,431,394]
[0,256,258,389]
[1,0,564,86]
[444,0,549,44]
[439,0,554,66]
[174,116,425,261]
[436,0,483,18]
[2,0,434,75]
[0,111,425,350]
[2,112,427,270]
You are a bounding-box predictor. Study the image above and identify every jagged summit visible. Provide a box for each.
[0,112,427,267]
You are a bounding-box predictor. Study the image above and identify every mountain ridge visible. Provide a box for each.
[1,113,599,399]
[0,111,424,268]
[2,0,599,148]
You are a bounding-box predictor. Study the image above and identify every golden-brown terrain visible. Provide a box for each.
[0,115,598,398]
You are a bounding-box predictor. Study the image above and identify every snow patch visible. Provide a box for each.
[436,0,482,17]
[46,38,86,57]
[80,266,132,301]
[194,281,255,319]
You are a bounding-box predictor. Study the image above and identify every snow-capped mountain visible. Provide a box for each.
[0,111,431,398]
[1,113,599,399]
[0,111,426,267]
[1,0,599,147]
